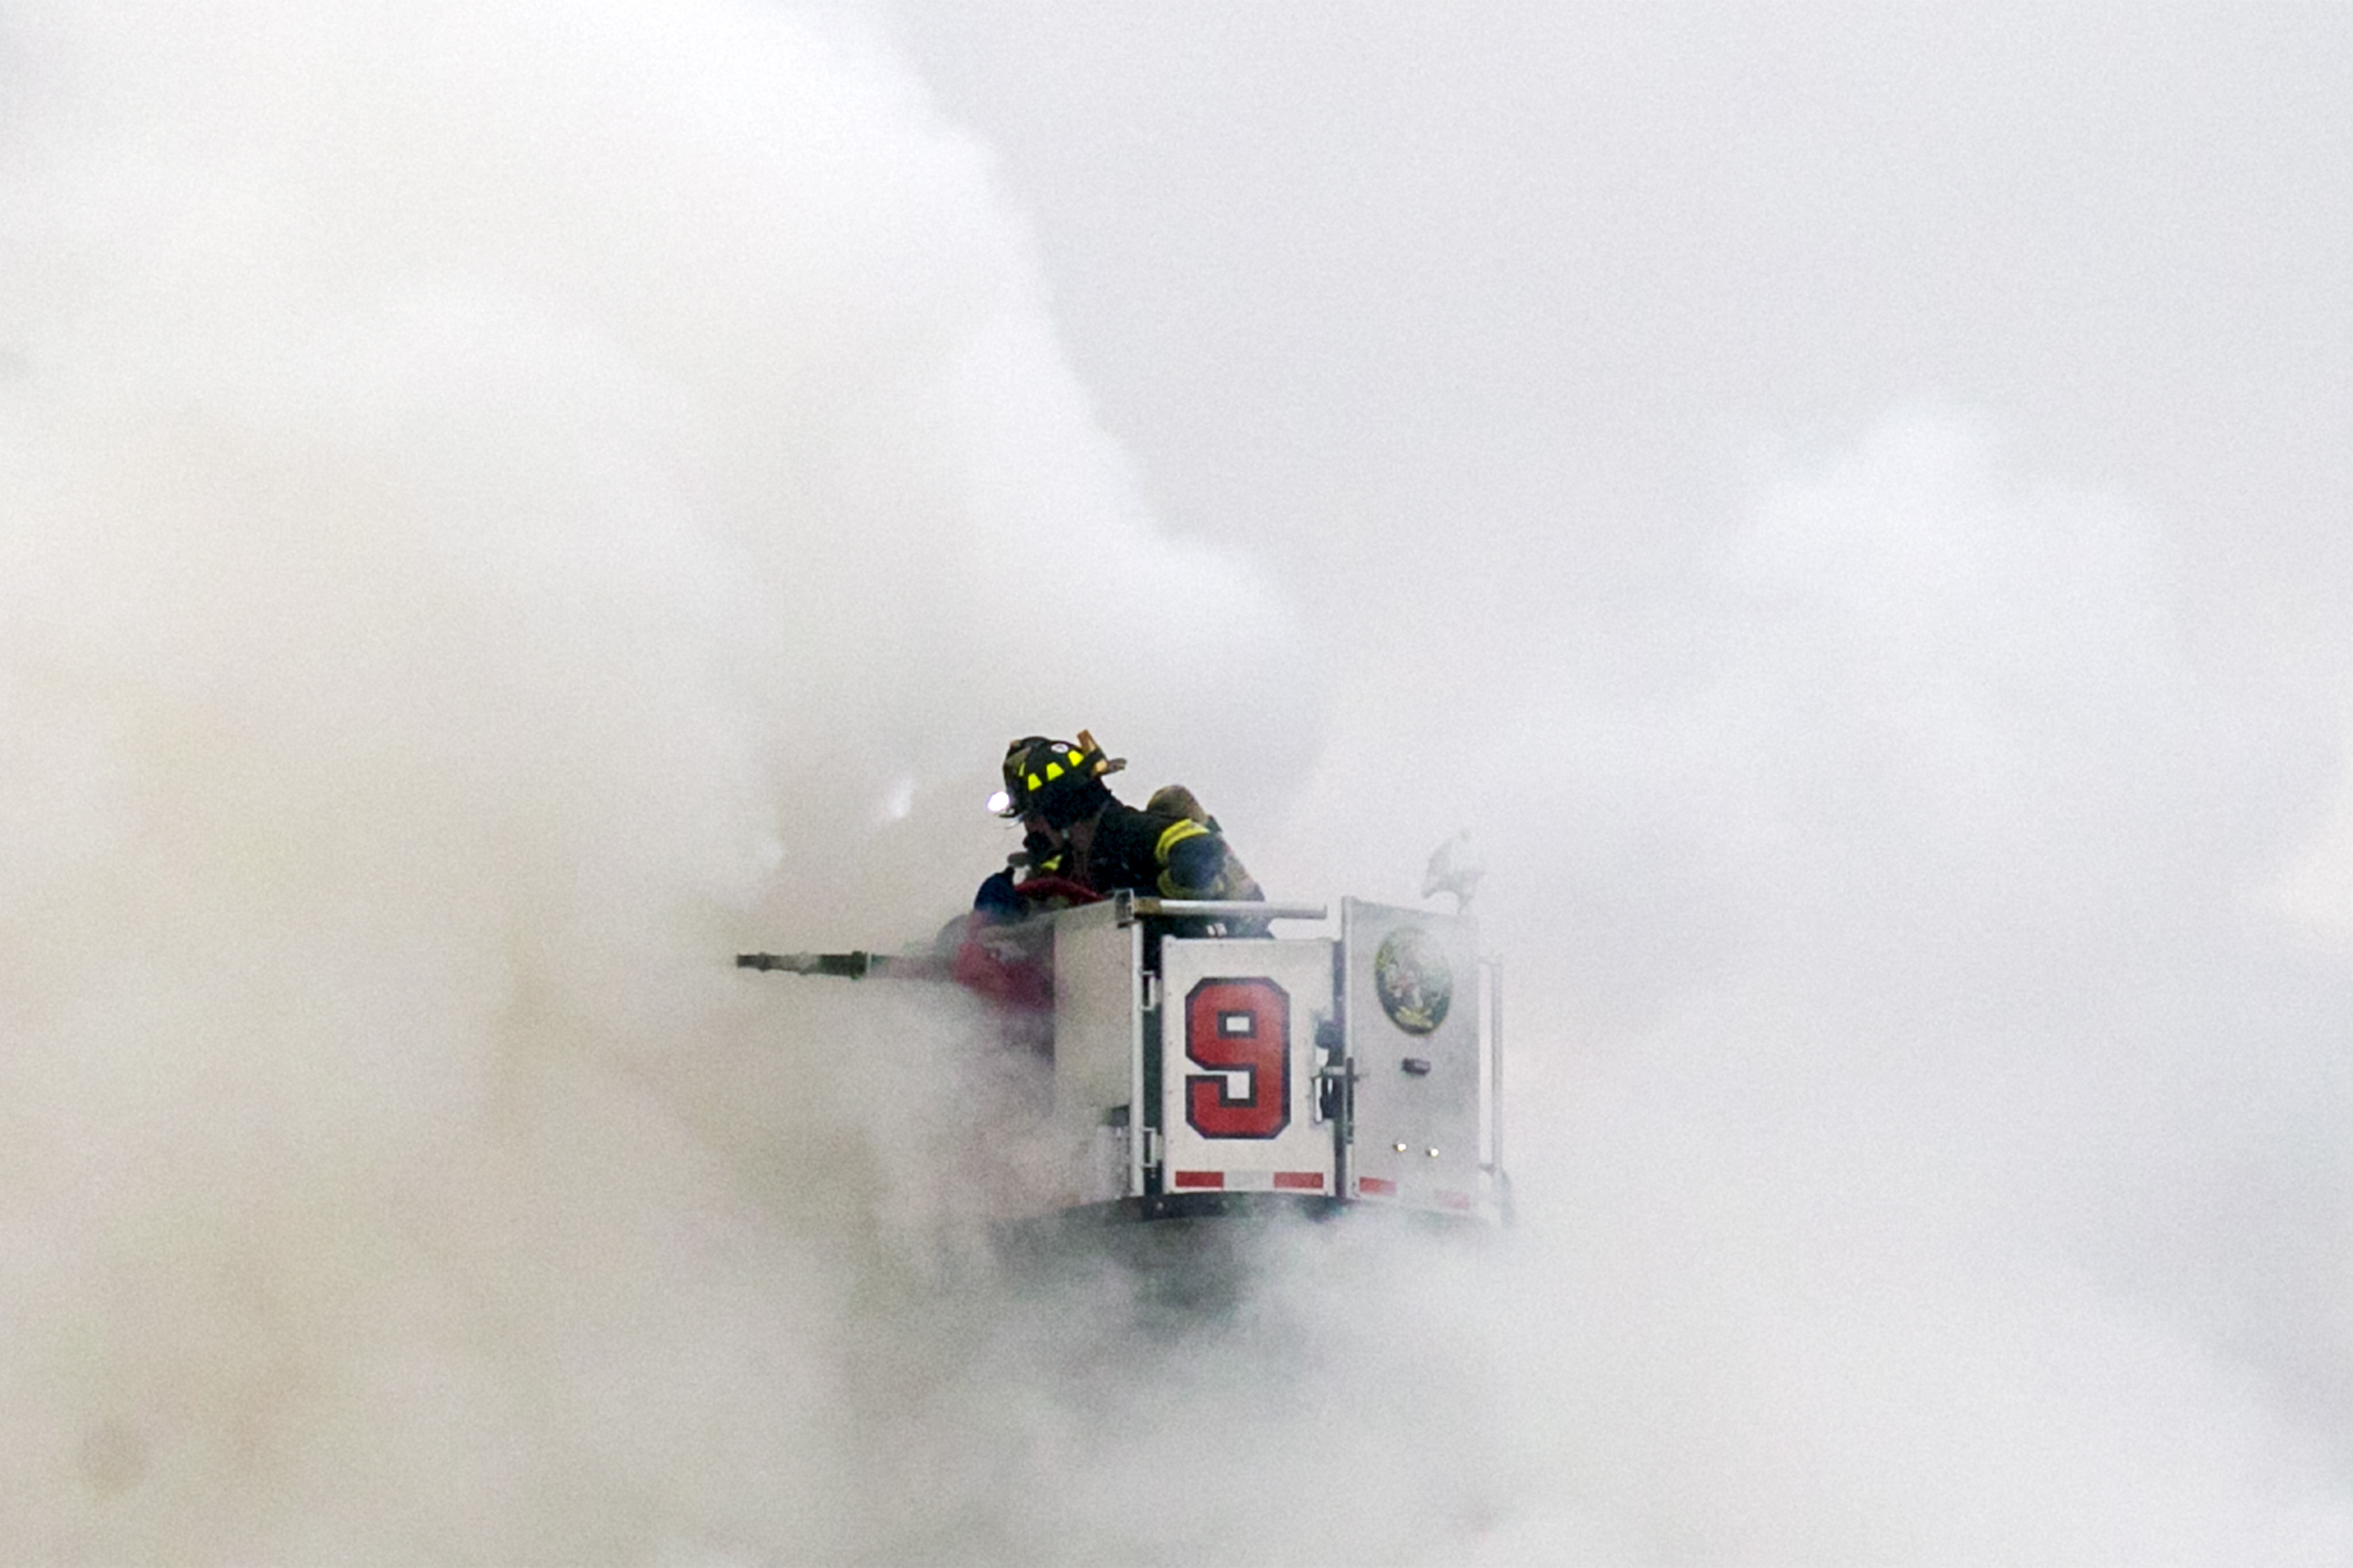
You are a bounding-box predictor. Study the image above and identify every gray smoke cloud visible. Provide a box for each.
[0,1,1309,1559]
[6,0,2353,1563]
[1444,411,2353,1560]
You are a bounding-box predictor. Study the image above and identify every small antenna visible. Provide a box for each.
[1421,829,1484,914]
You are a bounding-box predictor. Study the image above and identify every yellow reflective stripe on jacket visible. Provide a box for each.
[1154,818,1217,898]
[1154,818,1210,862]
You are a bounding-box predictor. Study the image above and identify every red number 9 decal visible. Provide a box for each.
[1184,978,1291,1139]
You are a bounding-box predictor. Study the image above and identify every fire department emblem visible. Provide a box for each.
[1373,926,1451,1036]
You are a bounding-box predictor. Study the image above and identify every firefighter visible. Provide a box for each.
[982,733,1264,913]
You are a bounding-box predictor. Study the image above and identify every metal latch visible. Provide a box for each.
[1311,1016,1354,1126]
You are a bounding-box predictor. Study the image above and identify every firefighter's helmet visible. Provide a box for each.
[998,733,1120,825]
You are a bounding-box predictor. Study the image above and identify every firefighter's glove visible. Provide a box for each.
[973,868,1023,919]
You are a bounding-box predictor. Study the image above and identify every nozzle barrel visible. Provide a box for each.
[735,951,875,977]
[735,950,953,983]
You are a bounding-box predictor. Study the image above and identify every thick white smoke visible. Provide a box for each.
[7,1,2353,1563]
[1458,414,2353,1562]
[0,1,1311,1559]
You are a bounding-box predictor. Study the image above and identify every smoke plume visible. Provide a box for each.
[5,1,2352,1563]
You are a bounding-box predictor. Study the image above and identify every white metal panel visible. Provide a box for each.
[1050,901,1144,1200]
[1343,900,1486,1217]
[1158,937,1337,1196]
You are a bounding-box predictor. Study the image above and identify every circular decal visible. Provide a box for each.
[1373,927,1453,1036]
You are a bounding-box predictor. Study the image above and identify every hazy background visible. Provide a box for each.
[2,0,2350,1560]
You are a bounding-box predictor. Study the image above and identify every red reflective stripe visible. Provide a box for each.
[1358,1177,1396,1196]
[1172,1170,1225,1189]
[1272,1171,1326,1191]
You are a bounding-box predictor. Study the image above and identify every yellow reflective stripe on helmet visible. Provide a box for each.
[1155,818,1209,863]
